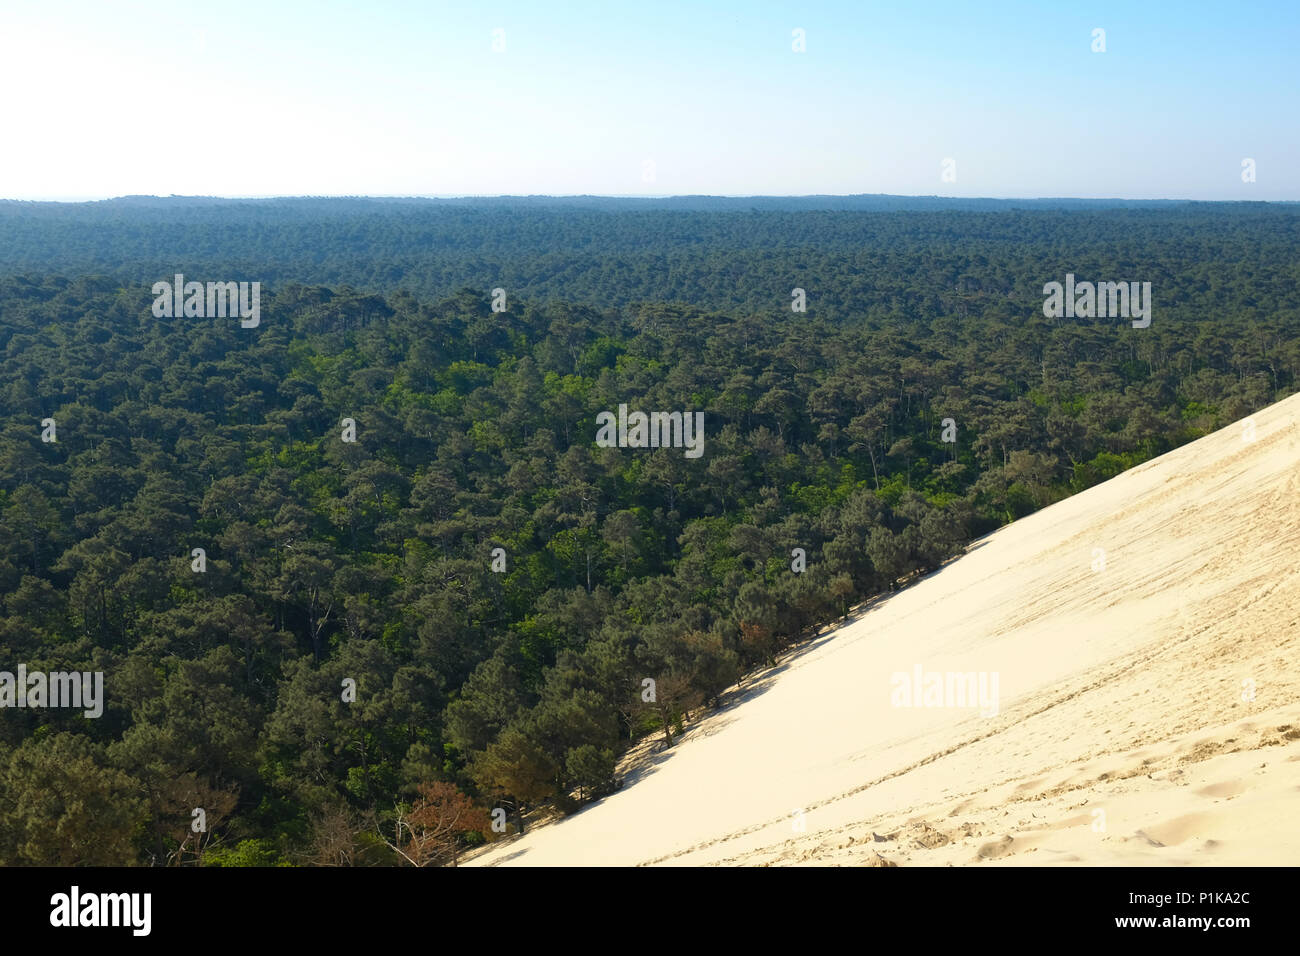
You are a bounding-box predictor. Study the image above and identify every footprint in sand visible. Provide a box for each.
[1140,811,1223,847]
[1195,779,1248,799]
[975,835,1015,859]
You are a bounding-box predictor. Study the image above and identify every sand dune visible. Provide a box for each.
[470,393,1300,866]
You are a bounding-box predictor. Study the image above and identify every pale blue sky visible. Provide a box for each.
[2,0,1296,200]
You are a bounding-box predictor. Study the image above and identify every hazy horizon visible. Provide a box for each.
[6,192,1298,204]
[2,0,1296,201]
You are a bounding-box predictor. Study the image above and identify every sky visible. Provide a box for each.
[0,0,1296,201]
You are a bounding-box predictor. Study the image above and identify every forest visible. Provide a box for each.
[0,197,1297,865]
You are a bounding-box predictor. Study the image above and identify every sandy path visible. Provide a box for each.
[469,393,1300,866]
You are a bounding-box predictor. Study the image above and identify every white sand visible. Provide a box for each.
[469,394,1300,866]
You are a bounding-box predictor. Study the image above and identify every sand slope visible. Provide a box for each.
[470,393,1300,866]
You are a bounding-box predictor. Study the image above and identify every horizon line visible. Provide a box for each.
[1,192,1296,205]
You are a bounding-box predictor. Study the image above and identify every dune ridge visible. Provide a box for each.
[471,393,1300,866]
